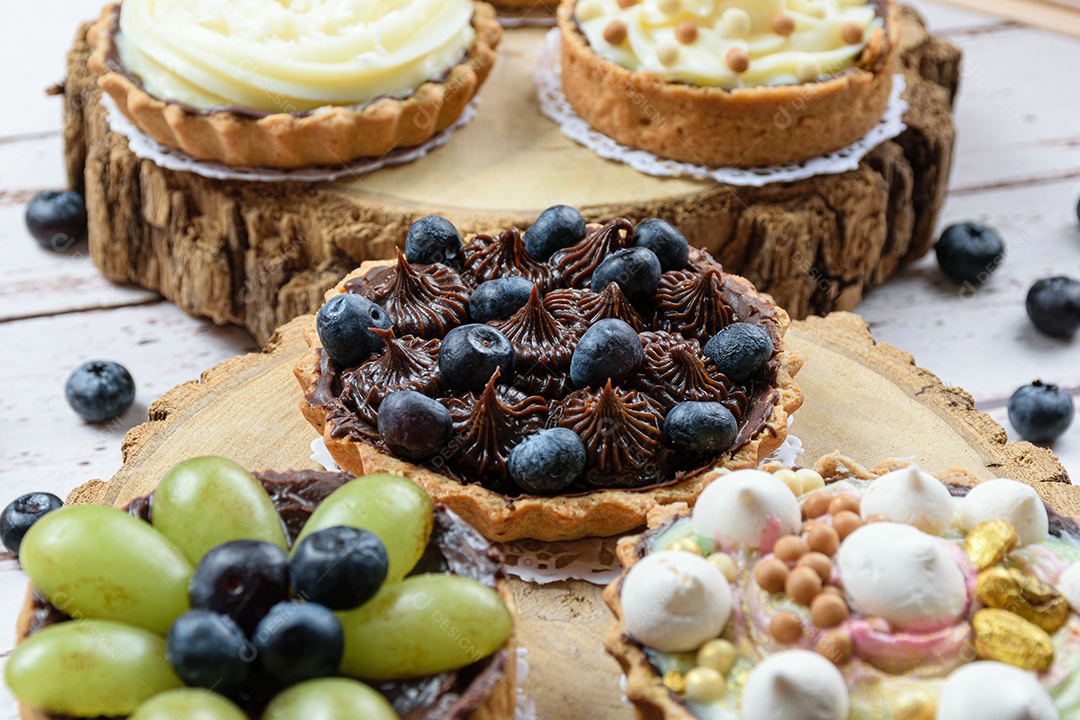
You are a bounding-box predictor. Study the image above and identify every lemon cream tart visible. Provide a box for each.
[88,0,502,168]
[605,456,1080,719]
[558,0,898,167]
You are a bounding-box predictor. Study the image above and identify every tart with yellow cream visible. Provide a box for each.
[87,0,503,168]
[558,0,899,167]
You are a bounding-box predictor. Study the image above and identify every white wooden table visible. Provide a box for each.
[0,1,1078,715]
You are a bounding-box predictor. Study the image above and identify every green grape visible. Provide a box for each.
[153,456,288,564]
[130,689,247,720]
[338,574,512,681]
[294,473,433,580]
[6,620,181,716]
[262,678,399,720]
[19,505,191,634]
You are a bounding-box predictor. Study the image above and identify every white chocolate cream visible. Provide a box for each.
[573,0,882,89]
[114,0,477,113]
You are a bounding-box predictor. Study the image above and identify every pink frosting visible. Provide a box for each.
[849,618,974,675]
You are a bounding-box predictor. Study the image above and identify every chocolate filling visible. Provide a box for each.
[24,470,509,720]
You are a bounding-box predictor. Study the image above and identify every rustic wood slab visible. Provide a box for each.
[63,8,960,345]
[62,311,1069,720]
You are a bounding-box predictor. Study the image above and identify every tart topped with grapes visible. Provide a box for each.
[8,458,516,720]
[295,209,803,542]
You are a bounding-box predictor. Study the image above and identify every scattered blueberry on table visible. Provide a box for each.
[24,190,86,252]
[934,222,1005,284]
[1008,381,1075,444]
[0,493,63,555]
[1026,276,1080,337]
[65,360,136,423]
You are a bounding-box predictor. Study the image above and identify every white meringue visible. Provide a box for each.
[741,650,850,720]
[1058,562,1080,614]
[620,551,733,652]
[836,523,967,631]
[860,466,954,535]
[960,479,1049,545]
[691,470,802,549]
[936,662,1059,720]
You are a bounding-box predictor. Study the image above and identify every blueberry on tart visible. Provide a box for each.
[558,0,900,168]
[295,212,803,541]
[9,458,516,720]
[604,455,1080,720]
[86,0,503,168]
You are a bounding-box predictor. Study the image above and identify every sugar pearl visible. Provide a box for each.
[785,566,824,605]
[803,492,833,518]
[726,47,750,74]
[774,535,810,563]
[697,639,738,675]
[811,593,849,628]
[829,494,861,516]
[658,42,681,66]
[796,468,826,492]
[774,469,802,496]
[709,552,740,582]
[798,552,833,582]
[675,20,698,45]
[841,21,865,44]
[617,0,636,7]
[685,667,727,703]
[770,611,803,643]
[670,537,703,556]
[832,511,863,540]
[755,558,790,594]
[604,20,628,45]
[816,629,854,665]
[807,524,840,556]
[771,12,796,37]
[721,8,752,38]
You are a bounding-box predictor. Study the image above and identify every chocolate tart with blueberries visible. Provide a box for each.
[86,0,502,168]
[295,209,803,542]
[604,455,1080,720]
[8,458,517,720]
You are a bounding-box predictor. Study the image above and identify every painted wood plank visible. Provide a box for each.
[905,0,1005,32]
[935,0,1080,37]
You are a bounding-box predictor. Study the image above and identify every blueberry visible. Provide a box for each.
[508,429,587,494]
[1008,381,1075,444]
[591,247,662,301]
[377,390,453,461]
[290,527,389,610]
[64,360,136,423]
[570,318,643,388]
[189,540,290,635]
[469,277,536,322]
[25,190,86,251]
[1026,277,1080,337]
[0,493,63,556]
[438,324,516,391]
[253,602,344,687]
[404,216,462,265]
[523,206,587,260]
[633,219,689,272]
[934,222,1005,284]
[662,402,738,456]
[316,294,393,368]
[703,323,773,383]
[166,610,252,690]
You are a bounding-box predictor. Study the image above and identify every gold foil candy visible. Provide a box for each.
[972,608,1054,671]
[661,669,686,694]
[964,520,1019,570]
[975,566,1070,634]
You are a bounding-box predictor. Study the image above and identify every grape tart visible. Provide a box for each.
[605,455,1080,720]
[14,467,517,720]
[295,215,803,542]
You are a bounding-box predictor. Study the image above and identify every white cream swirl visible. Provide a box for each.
[574,0,881,88]
[115,0,477,113]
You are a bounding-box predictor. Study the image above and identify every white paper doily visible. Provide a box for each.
[101,94,480,183]
[515,648,537,720]
[498,12,557,28]
[534,29,909,187]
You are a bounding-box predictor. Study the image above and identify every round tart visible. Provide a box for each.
[86,0,503,168]
[12,466,516,720]
[294,214,803,542]
[558,0,900,168]
[605,455,1080,720]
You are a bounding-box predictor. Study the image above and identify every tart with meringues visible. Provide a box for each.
[87,0,503,168]
[558,0,900,168]
[605,454,1080,720]
[294,210,803,542]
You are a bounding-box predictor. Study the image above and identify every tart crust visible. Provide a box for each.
[557,0,900,168]
[87,2,503,169]
[294,259,804,543]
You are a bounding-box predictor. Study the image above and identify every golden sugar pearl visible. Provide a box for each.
[972,608,1054,672]
[709,552,740,582]
[754,558,790,594]
[771,12,796,37]
[796,57,822,82]
[796,468,826,492]
[675,20,698,45]
[657,42,681,66]
[785,566,824,605]
[697,639,738,675]
[656,0,680,14]
[770,611,803,644]
[798,552,833,582]
[832,511,864,540]
[975,566,1070,634]
[721,8,752,38]
[725,47,750,74]
[669,537,704,556]
[774,535,810,563]
[816,629,854,666]
[576,0,603,20]
[803,491,833,518]
[865,513,890,524]
[604,20,628,45]
[965,519,1020,570]
[662,669,687,694]
[807,524,840,556]
[810,593,849,628]
[828,494,861,516]
[774,469,803,497]
[685,666,727,703]
[840,21,865,44]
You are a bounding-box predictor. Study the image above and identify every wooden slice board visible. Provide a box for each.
[64,7,960,344]
[64,311,1071,720]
